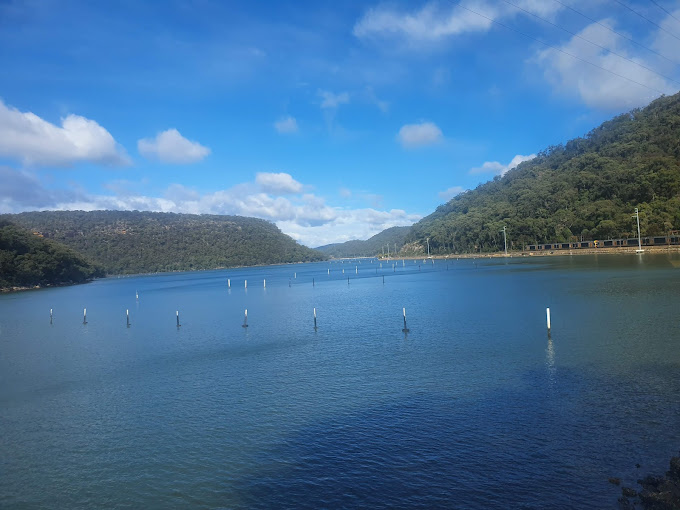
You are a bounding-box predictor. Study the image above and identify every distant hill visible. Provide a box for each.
[404,92,680,254]
[2,210,326,275]
[316,226,411,258]
[0,220,103,290]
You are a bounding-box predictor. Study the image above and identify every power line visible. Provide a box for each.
[500,0,680,87]
[552,0,678,65]
[448,1,669,96]
[648,0,680,26]
[613,0,680,42]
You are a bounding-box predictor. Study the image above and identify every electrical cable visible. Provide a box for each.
[447,0,669,95]
[613,0,680,42]
[648,0,680,26]
[501,0,680,86]
[552,0,678,65]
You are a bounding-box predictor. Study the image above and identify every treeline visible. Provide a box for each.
[2,211,326,275]
[0,220,103,290]
[405,92,680,254]
[316,226,410,258]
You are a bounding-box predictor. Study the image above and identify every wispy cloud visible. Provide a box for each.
[138,128,210,164]
[535,19,677,110]
[318,90,350,109]
[0,99,130,167]
[470,154,535,176]
[274,115,299,134]
[353,1,564,46]
[397,121,443,148]
[438,185,465,201]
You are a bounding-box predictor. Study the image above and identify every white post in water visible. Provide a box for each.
[242,309,248,328]
[356,266,358,274]
[245,279,247,289]
[176,310,180,328]
[83,308,87,324]
[313,307,317,330]
[135,290,139,300]
[263,279,266,288]
[546,307,551,332]
[50,308,53,324]
[294,272,297,279]
[228,278,231,288]
[126,309,130,327]
[327,268,330,275]
[402,307,410,333]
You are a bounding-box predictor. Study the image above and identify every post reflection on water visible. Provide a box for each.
[546,335,556,385]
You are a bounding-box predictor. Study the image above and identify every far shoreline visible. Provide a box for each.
[376,245,680,260]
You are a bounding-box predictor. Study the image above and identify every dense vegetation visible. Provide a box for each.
[2,211,326,275]
[315,226,410,258]
[404,92,680,254]
[0,220,103,290]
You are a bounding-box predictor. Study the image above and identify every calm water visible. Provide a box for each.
[1,254,679,509]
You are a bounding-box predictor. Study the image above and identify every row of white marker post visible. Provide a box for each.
[53,296,553,335]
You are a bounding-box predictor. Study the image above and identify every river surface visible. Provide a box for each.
[1,254,679,509]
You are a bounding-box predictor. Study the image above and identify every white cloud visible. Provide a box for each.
[353,1,564,45]
[255,172,303,195]
[274,115,299,134]
[281,208,421,247]
[354,2,494,43]
[0,169,421,247]
[339,187,352,199]
[397,121,443,148]
[652,8,680,59]
[470,154,535,176]
[535,20,677,110]
[0,99,130,166]
[438,186,466,201]
[138,128,210,164]
[318,90,350,109]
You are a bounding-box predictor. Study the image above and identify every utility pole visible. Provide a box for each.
[634,208,644,253]
[501,226,508,256]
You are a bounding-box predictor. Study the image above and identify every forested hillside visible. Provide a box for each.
[316,226,410,258]
[405,92,680,254]
[0,220,103,290]
[2,211,326,274]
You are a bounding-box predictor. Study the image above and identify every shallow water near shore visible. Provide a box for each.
[1,254,679,509]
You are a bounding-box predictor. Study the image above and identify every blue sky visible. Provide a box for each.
[1,0,679,246]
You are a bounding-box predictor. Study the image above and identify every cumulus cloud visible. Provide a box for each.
[470,154,535,176]
[438,186,466,201]
[318,90,350,109]
[280,208,421,247]
[274,115,299,134]
[0,168,421,247]
[255,172,303,194]
[0,99,130,166]
[138,128,210,164]
[397,121,443,148]
[353,1,563,45]
[535,20,677,110]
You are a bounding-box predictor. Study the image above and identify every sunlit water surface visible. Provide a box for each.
[1,254,679,509]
